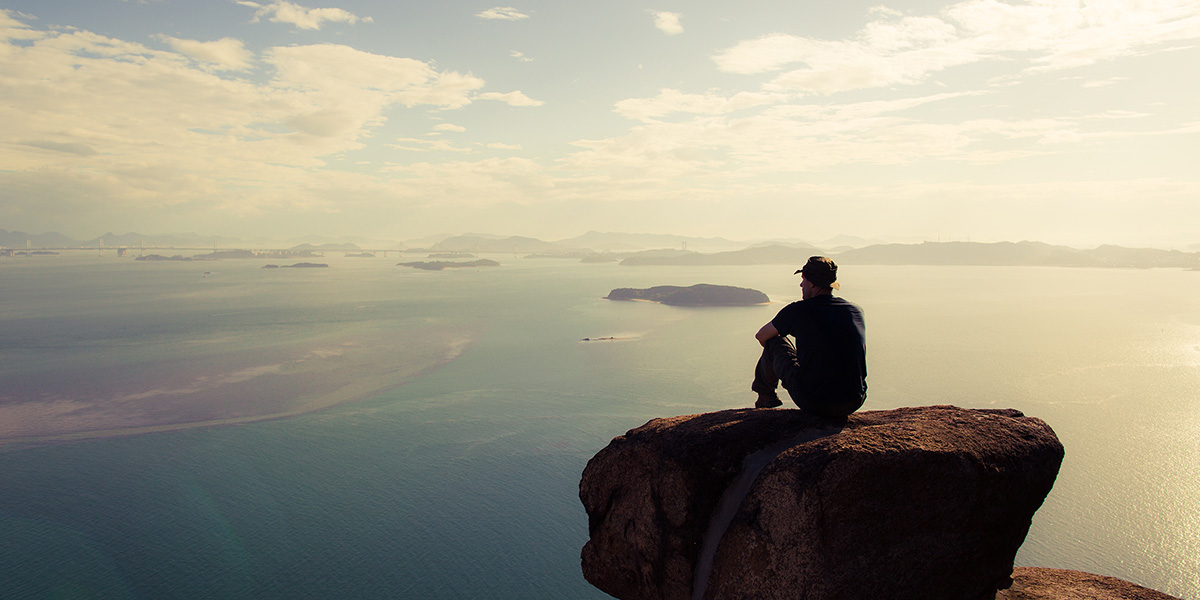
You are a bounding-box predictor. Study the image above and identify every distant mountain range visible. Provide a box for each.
[288,242,362,252]
[616,241,1200,269]
[419,232,753,254]
[0,229,877,254]
[555,231,748,253]
[833,241,1200,269]
[3,229,1198,269]
[619,244,819,266]
[423,235,564,254]
[1,229,84,248]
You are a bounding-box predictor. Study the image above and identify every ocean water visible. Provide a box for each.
[0,254,1197,599]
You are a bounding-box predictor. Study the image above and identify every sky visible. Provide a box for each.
[0,0,1197,247]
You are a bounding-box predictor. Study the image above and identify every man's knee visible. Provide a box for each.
[765,337,799,375]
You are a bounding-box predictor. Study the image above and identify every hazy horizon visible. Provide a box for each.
[7,227,1200,253]
[1,1,1198,248]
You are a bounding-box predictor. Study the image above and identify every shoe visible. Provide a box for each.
[755,392,782,408]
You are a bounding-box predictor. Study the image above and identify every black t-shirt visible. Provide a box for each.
[771,294,867,403]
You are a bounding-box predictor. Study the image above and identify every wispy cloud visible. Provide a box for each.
[478,91,544,107]
[236,0,372,30]
[575,89,1143,180]
[0,13,507,224]
[381,157,553,205]
[615,89,788,122]
[1081,77,1128,88]
[154,35,254,71]
[650,10,683,35]
[713,0,1200,95]
[433,123,467,133]
[476,7,529,21]
[0,10,44,42]
[18,140,99,156]
[510,50,534,62]
[389,137,474,153]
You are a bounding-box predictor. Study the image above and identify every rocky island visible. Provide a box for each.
[606,284,768,306]
[397,259,500,271]
[263,262,328,268]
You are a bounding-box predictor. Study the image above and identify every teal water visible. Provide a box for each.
[0,255,1197,599]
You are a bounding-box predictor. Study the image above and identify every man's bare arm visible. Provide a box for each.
[755,322,779,346]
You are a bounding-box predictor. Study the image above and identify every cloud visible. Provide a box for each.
[615,88,788,122]
[712,0,1200,94]
[0,12,510,230]
[713,23,971,94]
[486,142,522,150]
[154,35,253,71]
[237,0,372,30]
[382,157,553,205]
[1081,76,1128,88]
[18,140,99,156]
[510,50,533,62]
[0,9,45,42]
[567,89,1124,182]
[265,44,485,111]
[388,137,474,153]
[476,7,529,21]
[433,123,466,132]
[478,90,544,107]
[650,11,683,35]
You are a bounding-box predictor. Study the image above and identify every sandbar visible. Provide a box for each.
[0,326,476,447]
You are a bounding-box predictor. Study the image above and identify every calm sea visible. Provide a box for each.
[0,254,1196,599]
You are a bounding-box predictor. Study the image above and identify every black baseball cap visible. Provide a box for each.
[794,256,839,290]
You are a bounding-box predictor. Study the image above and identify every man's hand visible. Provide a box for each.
[755,322,779,347]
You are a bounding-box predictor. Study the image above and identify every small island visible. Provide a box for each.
[397,259,500,271]
[136,254,191,261]
[427,252,476,259]
[263,262,329,268]
[606,283,769,306]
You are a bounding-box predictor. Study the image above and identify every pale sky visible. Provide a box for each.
[1,0,1197,246]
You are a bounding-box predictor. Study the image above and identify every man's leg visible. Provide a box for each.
[754,337,864,416]
[759,336,819,411]
[751,337,793,408]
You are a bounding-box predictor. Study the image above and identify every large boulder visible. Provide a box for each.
[999,568,1182,600]
[580,406,1065,600]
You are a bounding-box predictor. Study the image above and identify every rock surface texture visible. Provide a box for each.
[580,406,1065,600]
[999,568,1182,600]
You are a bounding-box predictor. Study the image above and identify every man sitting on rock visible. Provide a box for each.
[752,256,867,416]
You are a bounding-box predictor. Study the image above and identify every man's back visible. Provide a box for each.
[771,295,867,406]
